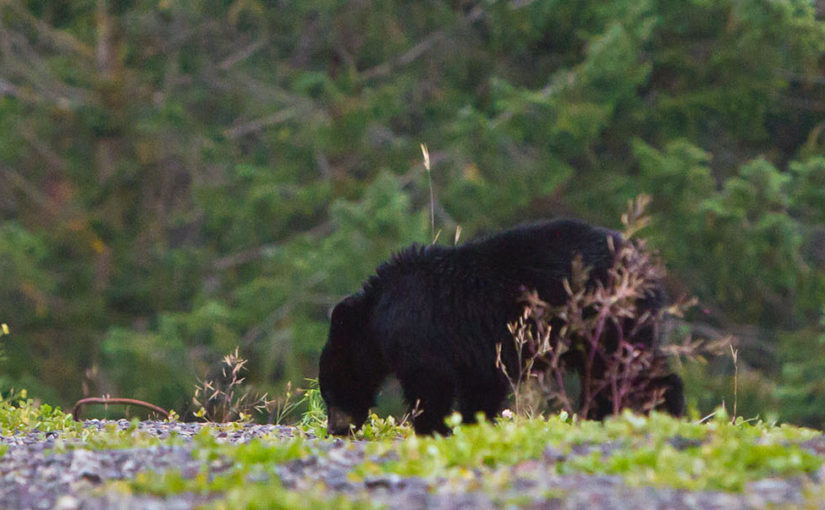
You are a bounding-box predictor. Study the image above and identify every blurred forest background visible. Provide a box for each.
[1,0,825,426]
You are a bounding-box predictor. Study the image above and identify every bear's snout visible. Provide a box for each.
[326,406,355,435]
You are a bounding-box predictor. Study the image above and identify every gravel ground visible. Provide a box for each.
[0,421,823,509]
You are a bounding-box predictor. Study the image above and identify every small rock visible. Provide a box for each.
[364,473,404,489]
[54,495,80,510]
[668,436,703,450]
[68,450,103,484]
[543,446,566,464]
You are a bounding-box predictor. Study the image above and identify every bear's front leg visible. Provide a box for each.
[397,367,456,435]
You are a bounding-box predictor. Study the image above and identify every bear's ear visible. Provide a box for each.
[328,294,365,346]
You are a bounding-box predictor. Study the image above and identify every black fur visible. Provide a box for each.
[319,218,683,435]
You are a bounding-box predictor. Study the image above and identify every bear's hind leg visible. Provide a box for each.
[652,372,685,417]
[457,377,508,424]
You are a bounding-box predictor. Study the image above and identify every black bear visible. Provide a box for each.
[319,218,684,435]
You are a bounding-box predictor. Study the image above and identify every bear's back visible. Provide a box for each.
[367,218,621,307]
[461,218,620,303]
[361,219,623,356]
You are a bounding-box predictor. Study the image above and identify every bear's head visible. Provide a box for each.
[319,294,385,435]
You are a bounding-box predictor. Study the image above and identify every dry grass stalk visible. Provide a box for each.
[193,347,274,423]
[499,195,727,418]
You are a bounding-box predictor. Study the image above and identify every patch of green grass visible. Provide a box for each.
[191,425,310,465]
[0,397,191,452]
[79,421,178,451]
[564,412,821,491]
[291,379,414,439]
[295,379,328,437]
[213,484,380,510]
[349,413,414,441]
[353,410,822,492]
[354,411,583,479]
[0,391,81,435]
[128,430,308,496]
[126,428,375,509]
[4,391,823,504]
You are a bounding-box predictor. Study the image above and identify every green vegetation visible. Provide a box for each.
[1,0,825,426]
[354,411,822,492]
[0,390,80,436]
[117,428,359,510]
[1,400,824,504]
[119,411,825,504]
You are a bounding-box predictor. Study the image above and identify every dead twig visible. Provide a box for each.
[72,397,169,421]
[212,221,333,270]
[223,106,303,139]
[218,37,269,71]
[360,5,484,80]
